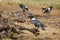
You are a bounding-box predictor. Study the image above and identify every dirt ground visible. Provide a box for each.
[0,3,60,40]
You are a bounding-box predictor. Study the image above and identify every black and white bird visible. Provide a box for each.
[44,6,53,13]
[42,6,53,13]
[29,16,46,30]
[19,4,28,12]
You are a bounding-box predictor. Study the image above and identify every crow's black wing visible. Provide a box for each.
[32,20,40,25]
[31,20,45,30]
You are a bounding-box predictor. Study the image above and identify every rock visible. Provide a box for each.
[13,18,26,23]
[17,26,40,36]
[0,31,8,38]
[52,33,57,35]
[11,33,19,39]
[0,26,7,32]
[44,37,52,40]
[1,13,9,19]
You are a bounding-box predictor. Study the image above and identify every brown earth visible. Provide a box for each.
[0,3,60,40]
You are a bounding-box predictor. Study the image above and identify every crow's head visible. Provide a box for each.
[28,13,34,19]
[42,6,46,10]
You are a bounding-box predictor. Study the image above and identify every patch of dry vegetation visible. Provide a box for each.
[0,1,60,40]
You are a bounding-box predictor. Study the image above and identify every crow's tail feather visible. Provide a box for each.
[40,26,45,30]
[40,24,47,30]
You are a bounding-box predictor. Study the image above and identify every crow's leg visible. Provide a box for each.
[35,26,39,29]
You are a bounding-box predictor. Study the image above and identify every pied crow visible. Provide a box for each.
[44,6,53,13]
[29,16,46,30]
[19,4,28,12]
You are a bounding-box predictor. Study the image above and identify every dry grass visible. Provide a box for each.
[0,0,60,9]
[0,2,60,40]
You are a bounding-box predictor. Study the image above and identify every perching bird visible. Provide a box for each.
[19,4,28,12]
[42,6,53,13]
[29,16,46,30]
[44,6,53,13]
